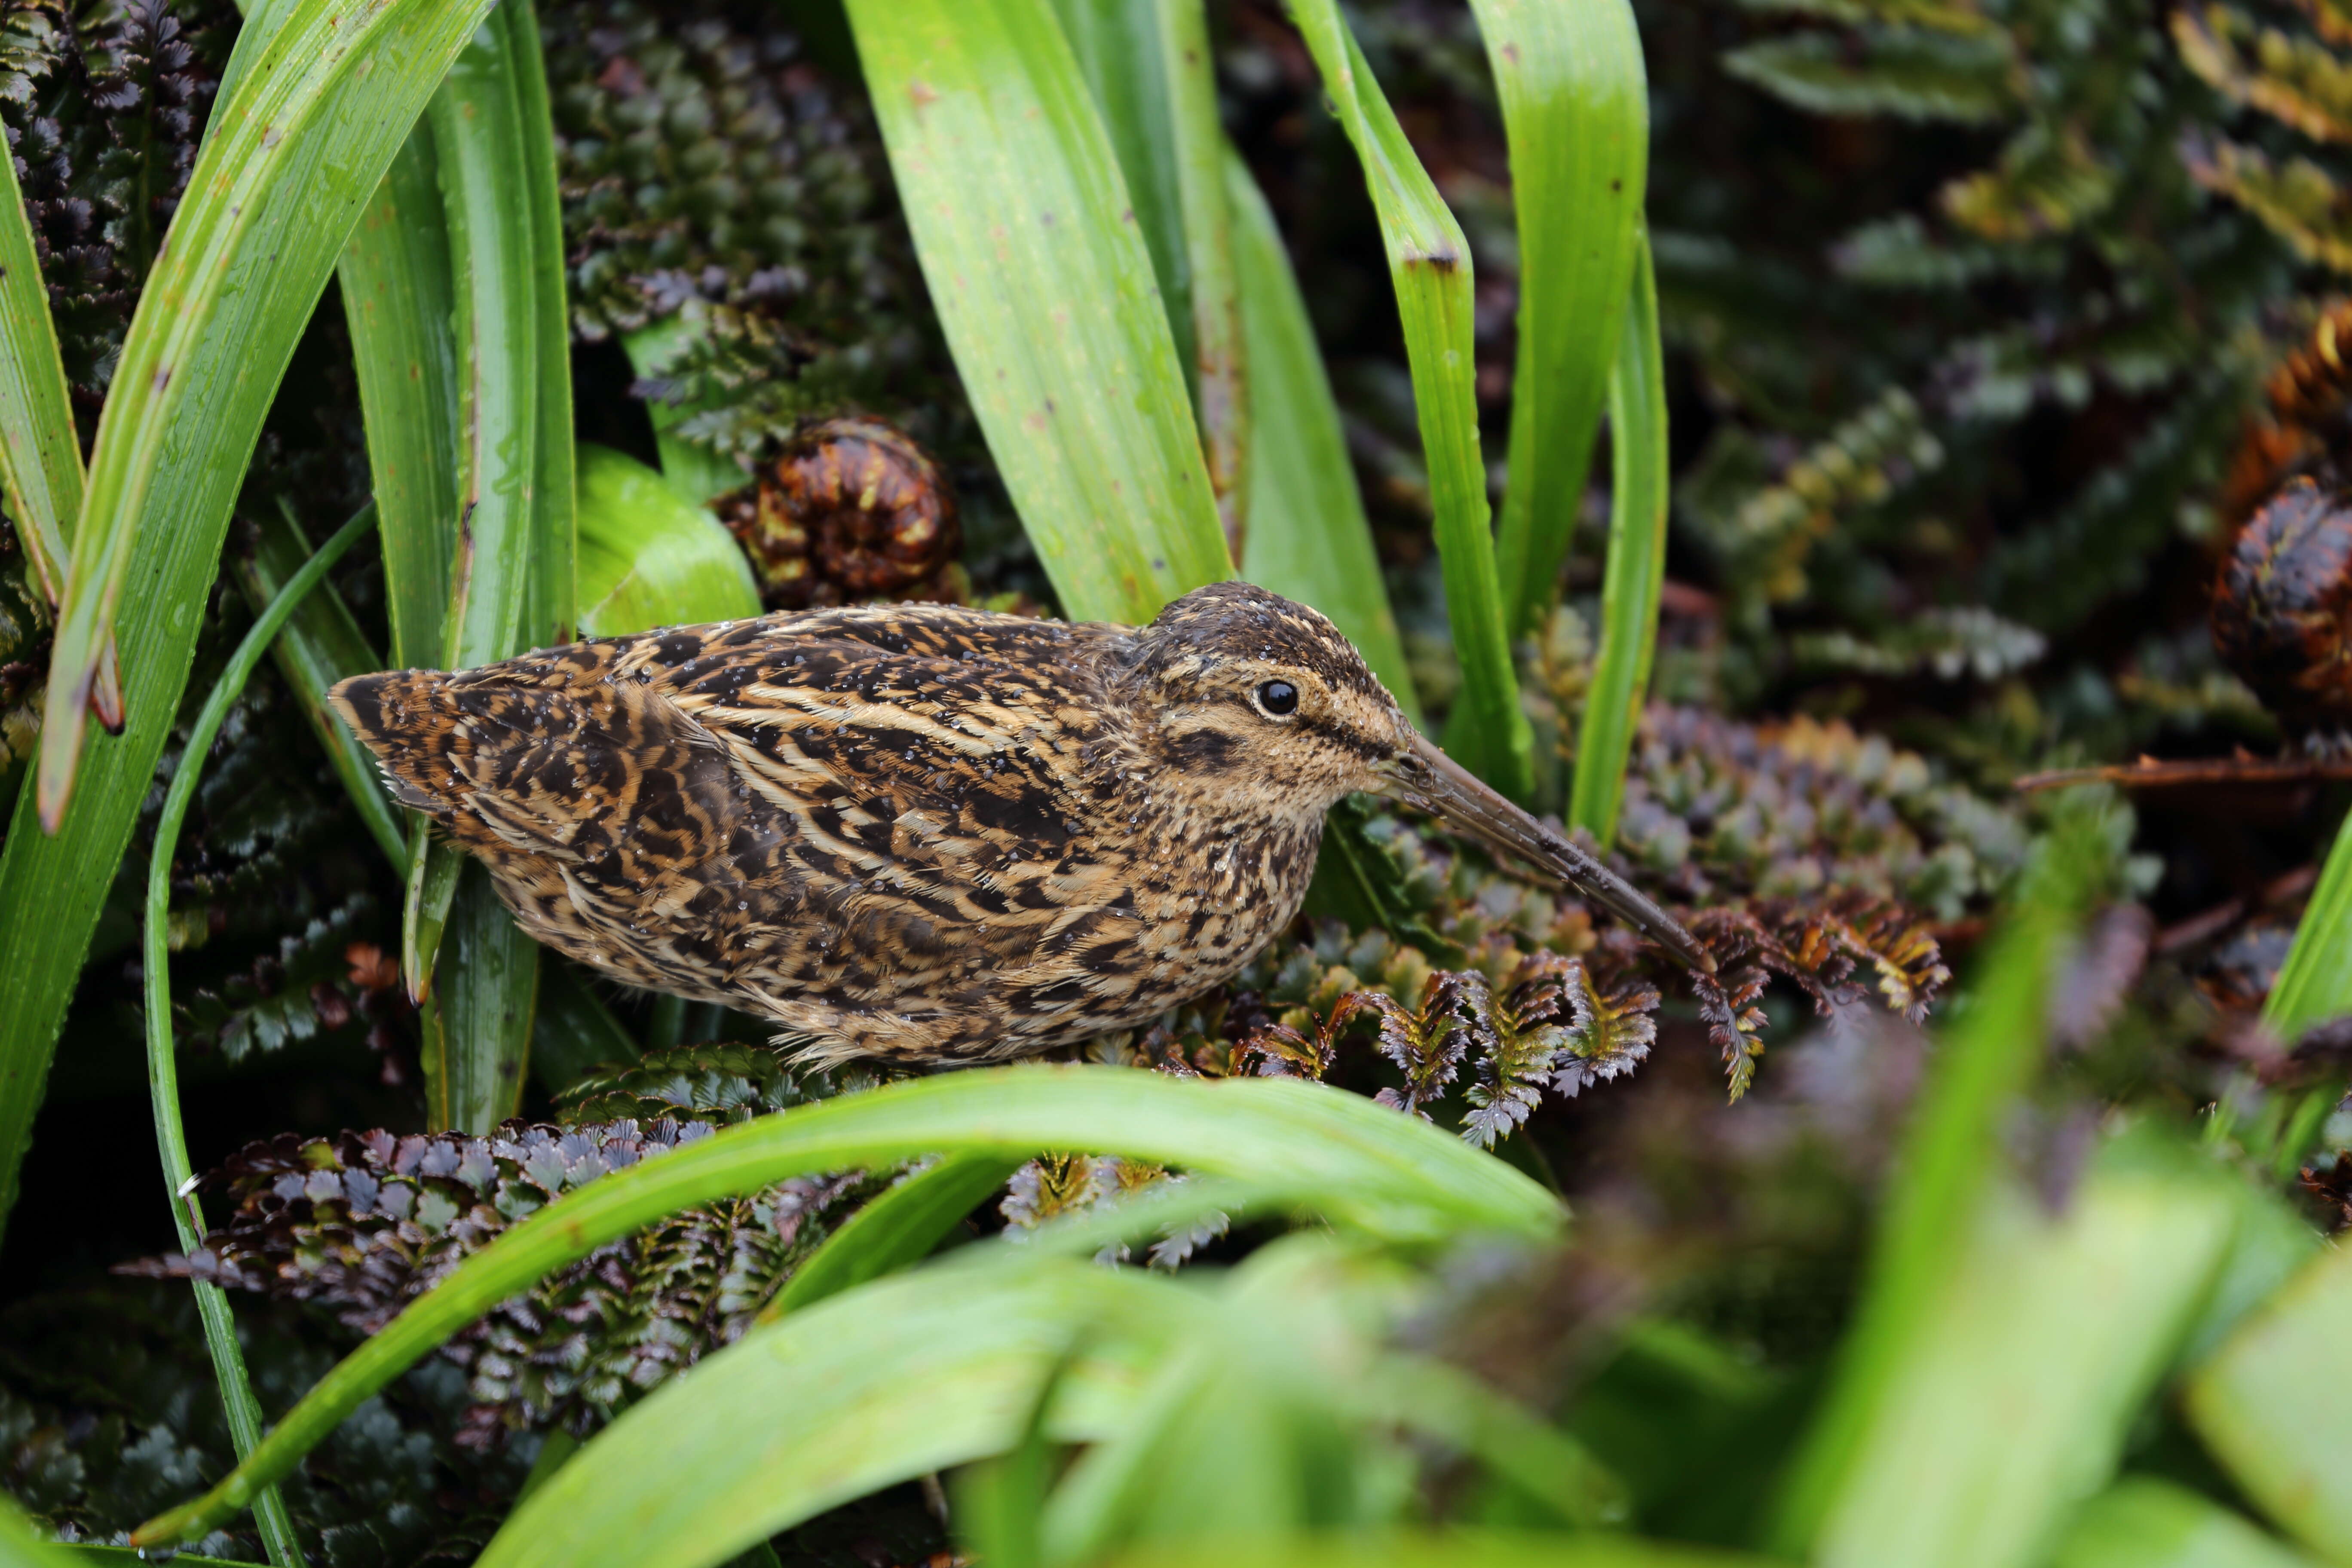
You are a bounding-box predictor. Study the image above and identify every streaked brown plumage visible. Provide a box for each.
[331,582,1709,1067]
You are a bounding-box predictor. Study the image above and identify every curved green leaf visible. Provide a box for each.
[1767,815,2126,1556]
[135,1068,1559,1547]
[2263,815,2352,1045]
[480,1259,1188,1568]
[147,507,374,1564]
[842,0,1231,623]
[0,1496,75,1567]
[235,503,406,870]
[766,1152,1024,1317]
[482,1231,1617,1568]
[0,140,82,611]
[575,443,762,636]
[2052,1478,2325,1568]
[0,129,119,732]
[340,123,461,671]
[405,0,569,1116]
[1568,233,1666,847]
[1105,1535,1768,1568]
[37,0,501,820]
[2185,1241,2352,1563]
[506,0,575,652]
[1053,0,1248,556]
[1230,150,1420,723]
[430,3,543,678]
[1283,0,1531,797]
[1807,1148,2241,1568]
[1473,0,1651,643]
[0,0,502,1239]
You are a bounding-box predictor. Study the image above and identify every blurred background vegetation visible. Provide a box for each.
[0,0,2346,1562]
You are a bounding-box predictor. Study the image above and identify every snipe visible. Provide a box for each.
[332,582,1711,1066]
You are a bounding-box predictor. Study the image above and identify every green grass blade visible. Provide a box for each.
[576,444,761,635]
[338,123,461,671]
[1051,0,1191,372]
[402,0,565,1102]
[506,0,575,652]
[35,0,500,823]
[1230,150,1420,724]
[2052,1478,2327,1568]
[2184,1242,2352,1563]
[419,861,540,1133]
[0,141,83,611]
[340,122,469,1008]
[530,959,640,1092]
[1056,0,1250,554]
[429,4,542,677]
[1568,234,1665,846]
[234,502,407,870]
[2260,812,2352,1044]
[147,508,374,1565]
[61,1548,264,1567]
[478,1261,1185,1568]
[400,829,465,1002]
[1159,0,1247,554]
[1284,0,1531,797]
[1,1494,78,1566]
[1808,1141,2242,1568]
[0,120,122,732]
[134,1067,1560,1549]
[1473,0,1650,642]
[766,1153,1025,1316]
[843,0,1231,623]
[1767,812,2106,1553]
[0,0,502,1241]
[1099,1536,1813,1567]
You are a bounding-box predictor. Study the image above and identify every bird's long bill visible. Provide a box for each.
[1385,734,1715,973]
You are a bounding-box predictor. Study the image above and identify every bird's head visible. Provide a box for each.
[1112,582,1714,972]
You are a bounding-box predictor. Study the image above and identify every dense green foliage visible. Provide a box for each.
[0,0,2344,1564]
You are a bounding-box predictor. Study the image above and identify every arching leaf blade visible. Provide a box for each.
[1474,0,1650,642]
[766,1153,1025,1317]
[134,1068,1560,1548]
[338,121,461,671]
[1230,148,1420,724]
[477,1261,1187,1568]
[0,138,83,609]
[0,0,502,1243]
[842,0,1232,625]
[1569,234,1666,847]
[1283,0,1531,796]
[234,502,407,870]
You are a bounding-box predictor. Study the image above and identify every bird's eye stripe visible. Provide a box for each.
[1295,715,1390,760]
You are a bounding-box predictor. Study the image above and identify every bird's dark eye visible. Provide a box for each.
[1256,680,1299,717]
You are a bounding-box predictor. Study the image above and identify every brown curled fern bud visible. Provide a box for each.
[2213,478,2352,748]
[714,416,960,609]
[2223,302,2352,523]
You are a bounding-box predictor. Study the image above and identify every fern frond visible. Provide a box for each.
[1721,26,2015,123]
[2176,3,2352,144]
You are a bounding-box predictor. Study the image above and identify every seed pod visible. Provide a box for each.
[715,417,960,609]
[2213,478,2352,744]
